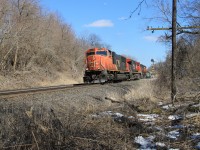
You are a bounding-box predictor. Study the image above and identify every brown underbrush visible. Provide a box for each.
[0,80,199,150]
[0,70,81,90]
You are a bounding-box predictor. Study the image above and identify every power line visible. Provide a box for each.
[147,26,200,31]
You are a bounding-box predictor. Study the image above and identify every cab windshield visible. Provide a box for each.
[96,51,107,56]
[86,52,95,56]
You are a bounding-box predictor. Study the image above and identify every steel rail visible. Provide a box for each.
[0,83,99,97]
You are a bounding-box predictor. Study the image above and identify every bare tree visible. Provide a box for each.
[0,0,111,84]
[130,0,200,99]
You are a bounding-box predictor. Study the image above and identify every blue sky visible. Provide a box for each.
[39,0,169,67]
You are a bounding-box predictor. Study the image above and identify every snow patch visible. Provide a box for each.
[134,136,156,149]
[154,126,163,131]
[128,116,134,119]
[195,142,200,149]
[137,114,159,122]
[169,125,185,129]
[191,133,200,139]
[90,111,124,122]
[114,112,124,117]
[162,104,180,110]
[162,104,173,110]
[186,113,199,118]
[168,115,183,120]
[156,142,166,147]
[167,130,180,139]
[192,103,200,107]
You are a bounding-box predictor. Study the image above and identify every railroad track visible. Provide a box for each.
[0,83,100,97]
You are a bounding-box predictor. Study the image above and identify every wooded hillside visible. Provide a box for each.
[0,0,109,88]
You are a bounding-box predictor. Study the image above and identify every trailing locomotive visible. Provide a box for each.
[83,48,147,83]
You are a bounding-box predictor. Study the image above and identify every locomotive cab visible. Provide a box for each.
[85,48,112,71]
[84,48,115,83]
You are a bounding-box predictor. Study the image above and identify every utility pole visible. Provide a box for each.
[171,0,177,104]
[146,0,177,105]
[147,0,178,104]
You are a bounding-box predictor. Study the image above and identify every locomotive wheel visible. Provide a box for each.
[99,74,106,84]
[84,76,91,84]
[99,75,103,84]
[114,72,117,81]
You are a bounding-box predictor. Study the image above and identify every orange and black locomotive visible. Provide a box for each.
[83,48,147,83]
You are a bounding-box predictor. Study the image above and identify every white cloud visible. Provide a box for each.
[85,20,114,27]
[144,36,158,42]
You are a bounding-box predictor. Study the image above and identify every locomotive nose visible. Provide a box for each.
[87,56,100,70]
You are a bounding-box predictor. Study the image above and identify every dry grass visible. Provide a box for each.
[0,79,199,150]
[122,79,164,114]
[0,71,82,90]
[0,100,135,150]
[125,79,155,101]
[39,72,81,86]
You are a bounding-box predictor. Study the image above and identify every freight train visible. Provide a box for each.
[83,48,147,83]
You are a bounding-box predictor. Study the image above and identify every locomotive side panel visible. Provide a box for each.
[113,54,127,72]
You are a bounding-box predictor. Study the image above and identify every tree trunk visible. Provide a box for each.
[13,39,19,72]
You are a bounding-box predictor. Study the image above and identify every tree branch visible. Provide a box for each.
[128,0,147,19]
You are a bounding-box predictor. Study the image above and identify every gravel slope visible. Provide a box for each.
[1,80,140,112]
